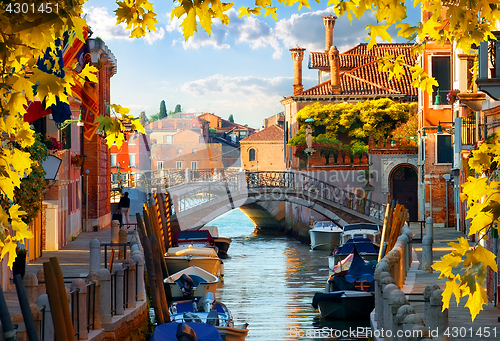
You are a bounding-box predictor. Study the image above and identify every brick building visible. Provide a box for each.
[240,125,285,171]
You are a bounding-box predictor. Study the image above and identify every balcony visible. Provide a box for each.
[476,31,500,100]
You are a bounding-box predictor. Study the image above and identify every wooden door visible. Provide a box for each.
[391,166,418,222]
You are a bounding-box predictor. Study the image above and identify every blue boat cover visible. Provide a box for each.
[336,238,378,255]
[344,246,375,284]
[151,322,223,341]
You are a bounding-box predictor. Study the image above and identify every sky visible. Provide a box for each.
[82,0,420,129]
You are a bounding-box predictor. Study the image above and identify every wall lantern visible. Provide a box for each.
[42,155,62,180]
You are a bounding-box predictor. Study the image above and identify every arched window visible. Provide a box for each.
[249,148,256,161]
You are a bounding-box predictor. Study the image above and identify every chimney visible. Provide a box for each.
[329,45,341,94]
[290,46,306,95]
[323,16,337,52]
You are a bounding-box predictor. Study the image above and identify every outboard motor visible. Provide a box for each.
[176,322,198,341]
[206,309,219,326]
[197,292,216,313]
[179,274,194,296]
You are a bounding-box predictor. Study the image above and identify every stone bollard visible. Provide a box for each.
[402,314,426,341]
[30,303,41,340]
[426,216,433,240]
[86,272,102,329]
[97,268,112,323]
[131,244,141,257]
[423,283,441,326]
[382,283,399,331]
[374,271,392,322]
[70,278,88,340]
[397,234,410,275]
[185,168,192,183]
[132,253,145,301]
[22,273,38,304]
[388,289,408,333]
[395,305,415,341]
[36,268,45,296]
[111,220,120,244]
[114,263,125,315]
[378,275,396,325]
[427,289,449,341]
[383,253,397,282]
[422,235,433,272]
[122,258,137,309]
[89,238,101,272]
[36,294,54,341]
[118,227,128,260]
[12,313,26,341]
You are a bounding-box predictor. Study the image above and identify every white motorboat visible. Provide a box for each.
[341,223,381,245]
[308,221,342,250]
[164,265,220,301]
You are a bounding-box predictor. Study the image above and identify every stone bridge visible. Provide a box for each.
[143,170,387,231]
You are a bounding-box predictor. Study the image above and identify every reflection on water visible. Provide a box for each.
[209,209,372,341]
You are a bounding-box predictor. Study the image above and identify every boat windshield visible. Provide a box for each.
[314,221,333,228]
[343,223,379,232]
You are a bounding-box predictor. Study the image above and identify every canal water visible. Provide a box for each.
[210,209,372,341]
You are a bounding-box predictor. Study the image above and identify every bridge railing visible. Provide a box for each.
[245,171,385,221]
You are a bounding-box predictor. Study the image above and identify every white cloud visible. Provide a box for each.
[181,74,293,98]
[144,27,166,44]
[84,6,130,41]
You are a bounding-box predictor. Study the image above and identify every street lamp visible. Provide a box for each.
[57,114,84,130]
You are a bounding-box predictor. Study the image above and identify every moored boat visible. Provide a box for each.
[201,226,231,259]
[308,221,342,250]
[170,293,249,341]
[151,321,223,341]
[312,246,375,320]
[341,222,381,245]
[164,265,220,301]
[165,245,222,277]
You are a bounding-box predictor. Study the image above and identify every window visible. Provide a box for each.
[176,161,182,169]
[240,131,247,136]
[191,161,197,170]
[76,179,80,210]
[436,134,453,164]
[431,56,451,105]
[157,161,164,170]
[129,153,136,167]
[249,148,256,161]
[129,133,137,145]
[110,154,117,167]
[177,149,182,155]
[192,149,196,154]
[163,135,173,143]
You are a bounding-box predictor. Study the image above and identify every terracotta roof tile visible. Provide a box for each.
[309,43,416,70]
[302,59,417,97]
[241,125,283,142]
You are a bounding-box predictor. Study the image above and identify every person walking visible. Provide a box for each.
[118,192,131,226]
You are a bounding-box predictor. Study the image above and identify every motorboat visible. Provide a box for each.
[151,321,223,341]
[201,226,231,259]
[308,221,342,250]
[312,246,375,320]
[328,237,379,271]
[341,223,381,245]
[164,265,220,301]
[175,230,217,248]
[170,292,249,341]
[165,245,222,278]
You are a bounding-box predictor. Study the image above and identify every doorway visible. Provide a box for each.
[390,165,418,222]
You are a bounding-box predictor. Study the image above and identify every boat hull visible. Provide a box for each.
[165,257,222,277]
[317,291,374,320]
[214,237,231,259]
[309,230,341,250]
[328,253,378,270]
[216,324,249,341]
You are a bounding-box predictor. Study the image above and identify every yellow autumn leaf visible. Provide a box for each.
[0,238,18,269]
[442,277,461,311]
[448,237,470,256]
[469,150,491,174]
[464,282,488,321]
[463,245,497,271]
[432,252,463,279]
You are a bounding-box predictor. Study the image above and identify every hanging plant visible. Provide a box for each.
[43,136,63,151]
[447,89,460,105]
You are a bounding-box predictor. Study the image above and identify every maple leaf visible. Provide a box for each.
[0,238,18,269]
[464,245,497,271]
[432,252,463,278]
[442,277,461,311]
[448,237,470,256]
[464,282,488,321]
[79,64,98,83]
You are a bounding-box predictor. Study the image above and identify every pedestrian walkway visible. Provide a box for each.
[405,226,500,340]
[2,217,145,341]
